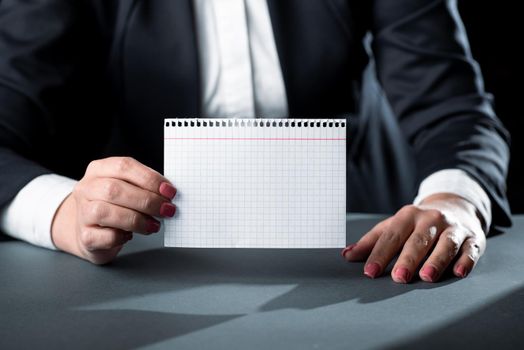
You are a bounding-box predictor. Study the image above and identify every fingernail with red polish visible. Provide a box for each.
[364,263,381,279]
[395,267,411,283]
[421,265,439,282]
[159,182,177,200]
[160,202,176,217]
[341,243,357,258]
[146,219,161,233]
[456,265,468,278]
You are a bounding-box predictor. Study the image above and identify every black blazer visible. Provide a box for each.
[0,0,511,229]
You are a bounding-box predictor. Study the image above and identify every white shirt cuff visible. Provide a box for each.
[0,174,78,250]
[413,169,492,231]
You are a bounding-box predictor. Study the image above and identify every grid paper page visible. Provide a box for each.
[164,118,346,248]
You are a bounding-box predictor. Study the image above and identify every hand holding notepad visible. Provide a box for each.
[164,118,346,248]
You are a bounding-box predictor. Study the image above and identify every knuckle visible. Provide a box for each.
[88,201,108,222]
[86,160,100,175]
[444,233,461,254]
[141,195,154,211]
[399,204,420,215]
[411,232,431,248]
[437,232,461,260]
[116,157,133,173]
[72,182,83,196]
[426,209,446,223]
[400,254,417,267]
[397,205,419,219]
[104,231,121,248]
[142,171,159,190]
[129,212,141,229]
[381,230,401,245]
[433,255,449,269]
[79,229,96,251]
[102,180,120,201]
[467,241,483,261]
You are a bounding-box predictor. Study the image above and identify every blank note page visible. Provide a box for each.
[164,118,346,248]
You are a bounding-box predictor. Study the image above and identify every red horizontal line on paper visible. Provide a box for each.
[164,137,346,141]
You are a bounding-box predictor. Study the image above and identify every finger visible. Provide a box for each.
[79,227,132,251]
[81,178,176,218]
[453,235,486,278]
[81,200,161,234]
[420,226,468,282]
[85,157,176,199]
[85,244,126,265]
[391,211,448,283]
[342,218,392,261]
[364,206,418,278]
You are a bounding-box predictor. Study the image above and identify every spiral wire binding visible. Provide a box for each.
[165,118,347,128]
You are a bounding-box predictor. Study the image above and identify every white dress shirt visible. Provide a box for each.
[0,0,492,249]
[0,175,77,249]
[194,0,288,118]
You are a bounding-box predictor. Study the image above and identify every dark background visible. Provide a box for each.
[0,1,521,214]
[458,1,523,213]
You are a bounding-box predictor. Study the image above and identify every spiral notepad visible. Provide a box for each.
[164,118,346,248]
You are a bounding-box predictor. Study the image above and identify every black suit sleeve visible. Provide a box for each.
[371,0,511,231]
[0,0,79,208]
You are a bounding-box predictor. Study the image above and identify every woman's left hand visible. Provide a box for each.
[342,193,486,283]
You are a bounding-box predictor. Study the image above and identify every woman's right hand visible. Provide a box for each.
[51,157,177,264]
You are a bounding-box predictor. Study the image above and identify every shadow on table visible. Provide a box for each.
[0,217,461,349]
[105,217,459,309]
[111,244,458,311]
[387,285,524,349]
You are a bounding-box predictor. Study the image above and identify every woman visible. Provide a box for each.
[0,0,510,283]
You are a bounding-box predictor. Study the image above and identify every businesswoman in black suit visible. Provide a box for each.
[0,0,510,283]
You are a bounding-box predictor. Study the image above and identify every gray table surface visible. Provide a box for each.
[1,214,523,350]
